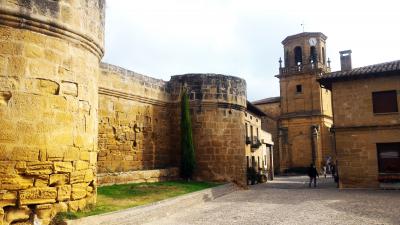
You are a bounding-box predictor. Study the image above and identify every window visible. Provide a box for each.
[294,46,302,65]
[250,125,253,143]
[377,143,400,174]
[372,90,398,113]
[245,123,248,137]
[310,46,317,63]
[296,84,302,93]
[256,128,259,139]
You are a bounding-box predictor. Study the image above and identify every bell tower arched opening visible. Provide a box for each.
[294,46,303,65]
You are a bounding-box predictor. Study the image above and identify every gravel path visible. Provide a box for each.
[145,176,400,225]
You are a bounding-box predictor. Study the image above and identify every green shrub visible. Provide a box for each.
[180,90,196,180]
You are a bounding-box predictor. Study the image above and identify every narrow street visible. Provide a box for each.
[145,176,400,225]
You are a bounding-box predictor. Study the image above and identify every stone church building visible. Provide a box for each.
[255,32,400,189]
[254,32,334,173]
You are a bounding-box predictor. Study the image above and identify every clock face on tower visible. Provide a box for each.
[309,37,317,46]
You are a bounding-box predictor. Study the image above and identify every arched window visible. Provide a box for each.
[310,46,317,63]
[322,47,326,65]
[294,46,302,65]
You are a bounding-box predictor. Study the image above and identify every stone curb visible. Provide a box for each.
[66,183,240,225]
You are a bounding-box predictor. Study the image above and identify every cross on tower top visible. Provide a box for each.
[301,22,305,32]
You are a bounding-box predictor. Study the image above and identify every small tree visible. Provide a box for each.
[180,90,196,180]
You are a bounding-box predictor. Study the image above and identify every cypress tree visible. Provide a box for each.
[180,90,196,180]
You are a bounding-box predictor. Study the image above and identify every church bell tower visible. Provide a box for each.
[276,32,334,172]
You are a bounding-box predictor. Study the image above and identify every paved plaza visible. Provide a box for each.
[145,176,400,225]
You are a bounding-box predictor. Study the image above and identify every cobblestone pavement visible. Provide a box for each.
[145,176,400,225]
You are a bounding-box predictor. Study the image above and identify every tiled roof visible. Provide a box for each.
[252,96,281,105]
[246,101,266,117]
[319,60,400,84]
[282,32,327,45]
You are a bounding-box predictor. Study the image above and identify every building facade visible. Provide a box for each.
[245,102,274,181]
[254,32,334,173]
[319,57,400,188]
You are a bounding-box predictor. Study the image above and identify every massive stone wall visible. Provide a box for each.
[97,69,248,186]
[0,0,104,224]
[169,74,247,186]
[97,63,179,180]
[0,1,250,222]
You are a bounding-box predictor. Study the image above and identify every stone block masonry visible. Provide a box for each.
[0,0,249,223]
[98,66,248,187]
[98,63,179,174]
[97,168,179,186]
[0,0,104,224]
[169,74,247,186]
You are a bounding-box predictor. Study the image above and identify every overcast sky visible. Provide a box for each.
[103,0,400,101]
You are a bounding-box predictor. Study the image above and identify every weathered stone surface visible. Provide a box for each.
[0,191,17,207]
[18,187,57,205]
[0,162,16,174]
[47,147,65,161]
[0,175,34,190]
[54,202,68,213]
[9,147,40,161]
[0,0,103,222]
[68,199,87,212]
[54,162,73,173]
[61,81,78,97]
[26,162,53,175]
[57,185,71,201]
[0,208,4,225]
[70,170,86,184]
[84,170,95,183]
[35,177,49,187]
[97,168,179,186]
[71,183,88,200]
[49,174,69,186]
[64,148,81,161]
[75,160,90,171]
[4,206,31,225]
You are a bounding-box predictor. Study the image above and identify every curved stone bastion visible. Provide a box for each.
[169,74,247,186]
[0,0,104,224]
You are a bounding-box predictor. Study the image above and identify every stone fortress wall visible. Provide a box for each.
[169,74,247,185]
[0,1,249,223]
[97,63,180,185]
[97,68,248,186]
[0,0,104,224]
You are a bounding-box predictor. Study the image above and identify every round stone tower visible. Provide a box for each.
[169,74,247,186]
[0,0,104,224]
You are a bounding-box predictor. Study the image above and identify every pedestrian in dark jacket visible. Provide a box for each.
[307,163,319,188]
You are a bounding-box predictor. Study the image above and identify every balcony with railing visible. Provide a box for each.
[278,61,331,77]
[251,136,262,150]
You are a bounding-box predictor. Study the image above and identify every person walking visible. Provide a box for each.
[307,163,319,188]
